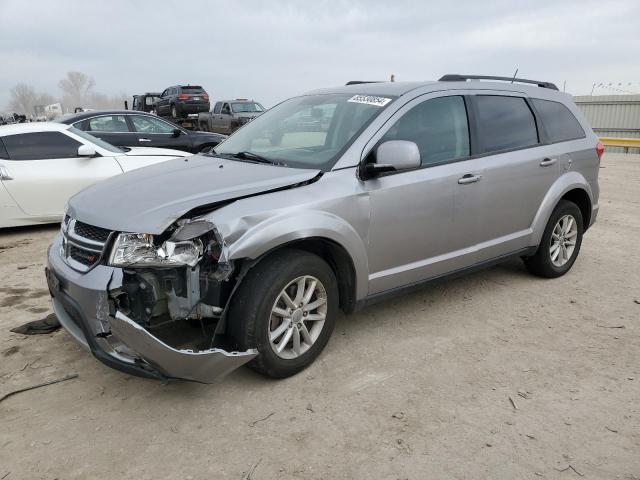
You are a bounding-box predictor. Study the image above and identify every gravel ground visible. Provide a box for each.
[0,153,638,480]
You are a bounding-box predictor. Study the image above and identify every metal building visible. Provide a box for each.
[573,94,640,153]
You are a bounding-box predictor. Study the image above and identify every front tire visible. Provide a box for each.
[523,200,583,278]
[171,105,178,119]
[228,249,338,378]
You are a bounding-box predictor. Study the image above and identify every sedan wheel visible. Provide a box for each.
[269,275,327,359]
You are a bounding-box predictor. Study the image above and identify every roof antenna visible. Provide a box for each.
[511,68,519,83]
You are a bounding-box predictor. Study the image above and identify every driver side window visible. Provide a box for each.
[380,96,470,167]
[130,115,175,134]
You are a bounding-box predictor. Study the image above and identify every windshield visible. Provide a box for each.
[68,126,124,153]
[214,93,395,171]
[231,102,264,113]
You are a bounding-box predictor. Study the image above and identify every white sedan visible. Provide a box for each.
[0,122,187,228]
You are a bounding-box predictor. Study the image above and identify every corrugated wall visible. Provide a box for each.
[573,94,640,153]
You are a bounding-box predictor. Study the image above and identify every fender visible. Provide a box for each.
[225,210,369,301]
[530,171,594,246]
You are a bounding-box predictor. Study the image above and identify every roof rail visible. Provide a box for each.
[345,81,384,86]
[439,74,559,91]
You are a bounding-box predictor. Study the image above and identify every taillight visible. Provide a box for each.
[178,94,189,100]
[203,92,209,100]
[596,141,604,161]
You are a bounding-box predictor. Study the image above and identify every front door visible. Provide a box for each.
[129,114,190,151]
[364,94,481,294]
[0,131,122,217]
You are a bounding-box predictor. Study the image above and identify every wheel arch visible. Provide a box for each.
[531,172,594,246]
[224,212,369,310]
[561,188,592,231]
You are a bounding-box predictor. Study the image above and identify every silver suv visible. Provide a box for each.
[46,74,601,383]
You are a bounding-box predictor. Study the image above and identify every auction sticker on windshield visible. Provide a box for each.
[347,95,392,107]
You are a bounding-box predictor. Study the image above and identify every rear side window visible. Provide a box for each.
[531,98,585,143]
[213,102,222,114]
[87,115,130,132]
[3,132,81,160]
[475,96,538,153]
[380,95,470,166]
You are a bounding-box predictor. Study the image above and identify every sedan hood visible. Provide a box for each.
[67,155,320,234]
[123,146,187,157]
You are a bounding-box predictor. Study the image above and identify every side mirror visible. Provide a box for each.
[77,144,96,157]
[172,128,181,138]
[364,140,420,177]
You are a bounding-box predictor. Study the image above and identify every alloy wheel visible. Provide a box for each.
[268,275,327,359]
[550,214,578,267]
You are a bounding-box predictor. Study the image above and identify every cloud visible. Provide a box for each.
[1,0,639,112]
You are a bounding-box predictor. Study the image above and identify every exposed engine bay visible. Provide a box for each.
[107,220,239,352]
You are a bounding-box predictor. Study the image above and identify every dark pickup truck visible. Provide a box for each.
[198,99,265,134]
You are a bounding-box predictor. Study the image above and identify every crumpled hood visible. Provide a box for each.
[123,146,187,157]
[66,155,320,234]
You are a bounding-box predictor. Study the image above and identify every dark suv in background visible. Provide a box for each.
[156,85,210,119]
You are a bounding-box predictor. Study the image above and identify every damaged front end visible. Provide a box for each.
[48,218,257,383]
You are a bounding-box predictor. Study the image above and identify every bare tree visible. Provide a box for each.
[58,71,95,108]
[9,83,37,114]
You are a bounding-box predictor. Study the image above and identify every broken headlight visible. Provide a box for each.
[109,233,203,268]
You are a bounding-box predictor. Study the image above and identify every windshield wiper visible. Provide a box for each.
[232,151,278,165]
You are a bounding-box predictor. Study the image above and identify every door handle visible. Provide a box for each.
[0,165,13,180]
[458,174,482,185]
[540,157,557,167]
[138,138,151,142]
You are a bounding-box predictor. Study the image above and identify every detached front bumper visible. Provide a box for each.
[47,234,257,383]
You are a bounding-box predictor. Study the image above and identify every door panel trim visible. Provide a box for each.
[359,246,536,311]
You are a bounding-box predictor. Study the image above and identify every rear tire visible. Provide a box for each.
[523,200,583,278]
[228,249,338,378]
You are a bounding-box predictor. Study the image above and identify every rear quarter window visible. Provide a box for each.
[474,95,539,153]
[531,98,585,143]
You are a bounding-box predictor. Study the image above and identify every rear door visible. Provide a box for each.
[0,131,122,216]
[468,93,562,261]
[129,114,190,150]
[75,114,137,147]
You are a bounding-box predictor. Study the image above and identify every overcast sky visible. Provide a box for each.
[1,0,639,109]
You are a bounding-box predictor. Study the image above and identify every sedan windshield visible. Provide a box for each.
[214,93,395,171]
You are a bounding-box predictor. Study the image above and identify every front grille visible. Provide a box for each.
[62,218,113,271]
[69,245,100,267]
[73,221,111,243]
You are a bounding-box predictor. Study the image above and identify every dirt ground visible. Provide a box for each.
[0,153,638,480]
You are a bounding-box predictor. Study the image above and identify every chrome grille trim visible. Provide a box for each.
[61,218,113,272]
